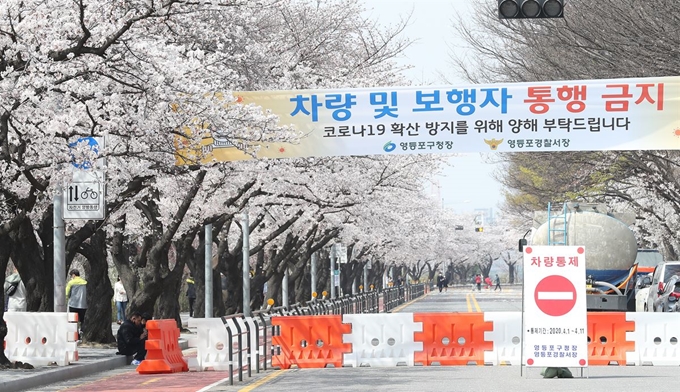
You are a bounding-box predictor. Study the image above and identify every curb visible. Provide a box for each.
[1,339,190,392]
[1,357,127,392]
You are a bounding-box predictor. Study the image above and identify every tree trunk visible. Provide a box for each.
[266,270,284,308]
[11,215,52,312]
[111,216,140,307]
[0,233,11,365]
[222,252,243,315]
[507,261,517,284]
[156,266,184,328]
[250,273,266,311]
[79,229,115,344]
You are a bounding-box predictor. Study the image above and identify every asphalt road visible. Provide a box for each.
[25,286,674,392]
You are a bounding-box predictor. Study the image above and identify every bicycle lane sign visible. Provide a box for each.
[64,171,105,220]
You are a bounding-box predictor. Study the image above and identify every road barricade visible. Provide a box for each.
[587,312,635,365]
[137,319,188,374]
[626,312,680,366]
[483,311,522,366]
[187,318,231,371]
[4,312,78,366]
[272,315,351,368]
[414,313,493,366]
[342,313,423,367]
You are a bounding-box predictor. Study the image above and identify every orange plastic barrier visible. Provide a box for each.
[137,319,188,374]
[272,315,351,369]
[414,313,493,366]
[587,312,635,365]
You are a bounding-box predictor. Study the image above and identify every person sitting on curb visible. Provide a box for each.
[116,311,148,366]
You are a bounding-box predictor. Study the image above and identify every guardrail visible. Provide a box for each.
[283,283,426,316]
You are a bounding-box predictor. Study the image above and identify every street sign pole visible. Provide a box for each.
[282,268,289,308]
[241,212,251,317]
[310,252,318,301]
[330,247,336,299]
[53,188,66,312]
[205,223,213,318]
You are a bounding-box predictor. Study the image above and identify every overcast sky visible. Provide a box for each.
[363,0,504,214]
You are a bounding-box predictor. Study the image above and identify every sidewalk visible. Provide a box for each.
[0,313,194,392]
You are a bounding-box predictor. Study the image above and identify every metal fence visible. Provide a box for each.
[211,283,427,384]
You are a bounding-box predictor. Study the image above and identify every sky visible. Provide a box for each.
[362,0,504,214]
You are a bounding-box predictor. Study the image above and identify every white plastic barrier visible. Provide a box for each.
[187,318,231,371]
[483,311,522,366]
[188,316,259,373]
[626,312,680,366]
[342,313,423,367]
[4,312,78,366]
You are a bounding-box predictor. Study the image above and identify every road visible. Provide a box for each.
[26,286,677,392]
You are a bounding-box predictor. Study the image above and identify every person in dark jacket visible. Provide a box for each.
[437,273,447,293]
[186,275,196,317]
[116,311,148,365]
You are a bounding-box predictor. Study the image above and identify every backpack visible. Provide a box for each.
[5,281,19,297]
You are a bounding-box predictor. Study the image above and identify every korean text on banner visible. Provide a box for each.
[174,76,680,164]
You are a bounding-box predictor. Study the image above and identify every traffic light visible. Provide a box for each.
[498,0,564,19]
[475,227,484,232]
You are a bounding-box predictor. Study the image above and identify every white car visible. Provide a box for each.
[636,286,651,312]
[646,261,680,312]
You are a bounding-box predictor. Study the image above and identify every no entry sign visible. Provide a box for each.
[522,246,588,368]
[534,275,577,316]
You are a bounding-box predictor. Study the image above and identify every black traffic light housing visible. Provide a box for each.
[519,238,527,252]
[475,227,484,232]
[498,0,564,19]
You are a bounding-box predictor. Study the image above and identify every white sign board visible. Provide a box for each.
[522,245,588,368]
[332,243,347,263]
[63,170,105,220]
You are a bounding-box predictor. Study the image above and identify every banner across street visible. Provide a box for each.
[175,75,680,164]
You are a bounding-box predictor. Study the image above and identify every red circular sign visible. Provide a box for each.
[534,275,577,316]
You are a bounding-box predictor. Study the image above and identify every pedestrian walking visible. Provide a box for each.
[114,277,128,325]
[186,274,196,317]
[475,274,482,291]
[484,276,492,289]
[4,266,27,312]
[437,273,447,292]
[66,269,87,339]
[494,274,502,291]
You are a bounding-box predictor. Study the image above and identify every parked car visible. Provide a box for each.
[646,261,680,311]
[635,273,652,312]
[652,275,680,312]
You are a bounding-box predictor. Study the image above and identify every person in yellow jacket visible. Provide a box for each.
[186,275,196,317]
[66,269,88,339]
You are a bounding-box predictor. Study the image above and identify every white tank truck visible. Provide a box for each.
[529,202,641,311]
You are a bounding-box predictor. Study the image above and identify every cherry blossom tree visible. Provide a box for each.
[0,0,416,352]
[450,0,680,262]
